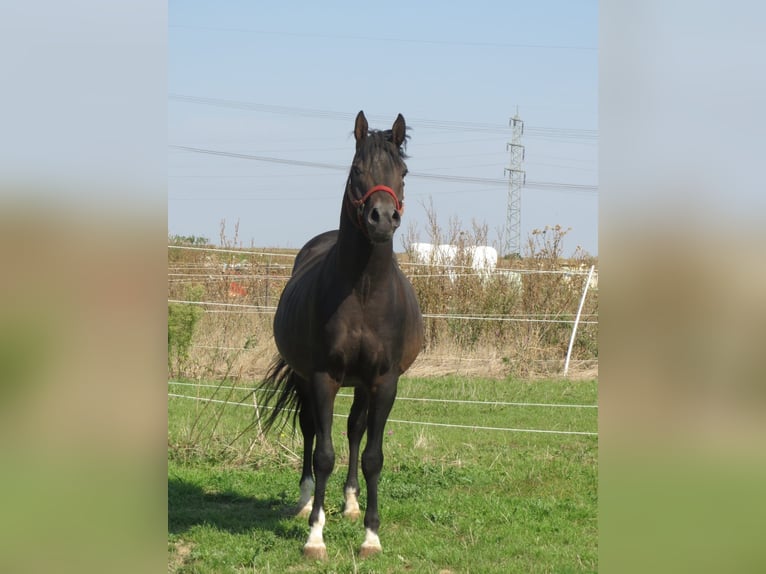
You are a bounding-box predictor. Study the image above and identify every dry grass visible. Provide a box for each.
[168,220,597,381]
[168,540,193,573]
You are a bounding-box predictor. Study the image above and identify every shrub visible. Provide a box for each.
[168,285,204,377]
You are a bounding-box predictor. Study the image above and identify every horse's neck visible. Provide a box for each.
[336,216,394,282]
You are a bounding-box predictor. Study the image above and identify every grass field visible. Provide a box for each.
[168,376,598,573]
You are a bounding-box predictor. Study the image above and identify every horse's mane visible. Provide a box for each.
[358,128,410,159]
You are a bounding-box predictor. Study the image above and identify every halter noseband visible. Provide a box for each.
[346,184,404,231]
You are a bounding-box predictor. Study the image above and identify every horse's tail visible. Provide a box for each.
[256,355,302,434]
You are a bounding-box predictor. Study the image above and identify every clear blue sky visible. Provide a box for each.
[169,1,598,255]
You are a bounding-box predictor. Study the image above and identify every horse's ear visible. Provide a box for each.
[392,114,406,148]
[354,111,368,148]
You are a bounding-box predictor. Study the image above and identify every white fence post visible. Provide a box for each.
[564,265,595,376]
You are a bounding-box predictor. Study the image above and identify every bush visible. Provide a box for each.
[168,285,204,377]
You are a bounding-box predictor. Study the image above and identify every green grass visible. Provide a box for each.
[168,376,597,573]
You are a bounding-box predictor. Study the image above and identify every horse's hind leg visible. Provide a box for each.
[343,386,369,520]
[296,398,315,518]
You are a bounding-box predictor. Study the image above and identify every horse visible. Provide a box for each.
[257,111,424,560]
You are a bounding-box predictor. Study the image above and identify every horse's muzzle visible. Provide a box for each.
[365,199,401,242]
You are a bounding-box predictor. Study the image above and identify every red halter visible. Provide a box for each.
[347,184,404,231]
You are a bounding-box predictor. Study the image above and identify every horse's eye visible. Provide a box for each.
[352,166,362,177]
[402,169,408,178]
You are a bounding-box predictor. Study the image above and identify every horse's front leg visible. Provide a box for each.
[303,372,340,561]
[360,374,398,558]
[343,386,369,520]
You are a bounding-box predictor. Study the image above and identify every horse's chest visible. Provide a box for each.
[325,312,392,380]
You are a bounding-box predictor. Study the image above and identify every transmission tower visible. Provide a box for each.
[503,111,525,257]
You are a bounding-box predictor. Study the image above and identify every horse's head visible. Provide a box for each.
[345,111,408,244]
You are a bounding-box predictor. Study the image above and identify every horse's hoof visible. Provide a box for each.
[303,543,328,561]
[359,528,382,558]
[359,543,382,558]
[342,508,361,521]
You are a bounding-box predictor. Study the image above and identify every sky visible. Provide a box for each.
[169,1,598,256]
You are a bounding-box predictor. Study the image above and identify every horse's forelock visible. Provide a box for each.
[356,128,409,160]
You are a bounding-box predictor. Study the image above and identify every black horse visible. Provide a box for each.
[258,111,424,559]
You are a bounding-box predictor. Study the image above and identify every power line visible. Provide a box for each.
[169,145,598,193]
[169,94,598,141]
[169,24,598,52]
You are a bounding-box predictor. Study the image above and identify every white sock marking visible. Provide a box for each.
[343,487,360,517]
[361,527,381,551]
[305,508,326,548]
